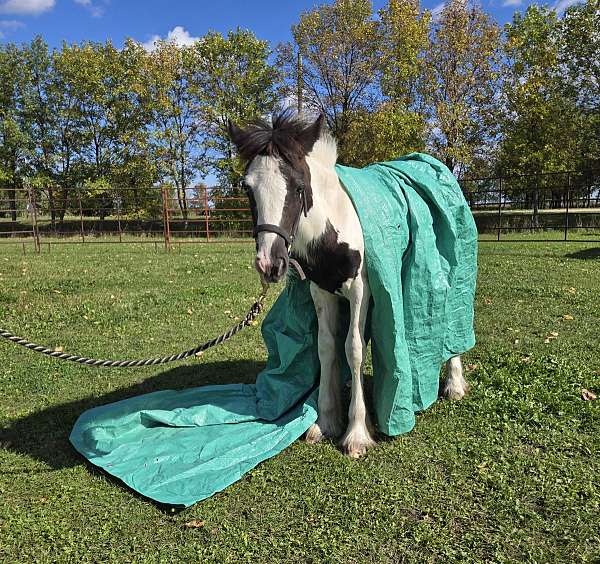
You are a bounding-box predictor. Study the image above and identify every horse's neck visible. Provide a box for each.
[294,157,352,252]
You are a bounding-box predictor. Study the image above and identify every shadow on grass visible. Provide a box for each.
[565,247,600,260]
[0,359,265,472]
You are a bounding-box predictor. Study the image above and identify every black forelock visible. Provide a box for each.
[233,110,321,164]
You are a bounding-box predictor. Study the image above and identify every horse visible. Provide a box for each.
[228,111,469,458]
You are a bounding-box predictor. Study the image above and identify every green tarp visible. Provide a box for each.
[70,153,477,507]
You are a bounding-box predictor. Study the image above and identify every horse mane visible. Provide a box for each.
[231,110,335,166]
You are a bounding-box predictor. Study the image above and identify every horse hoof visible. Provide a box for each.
[340,431,376,459]
[441,378,470,400]
[305,416,344,444]
[305,423,324,444]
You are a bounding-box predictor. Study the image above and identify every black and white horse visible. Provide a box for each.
[228,112,468,458]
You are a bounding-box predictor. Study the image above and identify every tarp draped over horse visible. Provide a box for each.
[70,153,477,507]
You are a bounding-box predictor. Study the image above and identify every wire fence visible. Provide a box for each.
[463,169,600,242]
[2,169,600,253]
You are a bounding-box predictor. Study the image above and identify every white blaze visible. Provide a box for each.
[245,155,288,266]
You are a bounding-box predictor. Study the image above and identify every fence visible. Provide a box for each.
[463,169,600,242]
[1,169,600,252]
[0,184,253,252]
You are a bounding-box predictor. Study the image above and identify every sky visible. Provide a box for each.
[0,0,583,49]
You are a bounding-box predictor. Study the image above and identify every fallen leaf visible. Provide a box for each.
[550,331,559,337]
[513,339,520,345]
[520,355,532,363]
[195,351,204,357]
[187,309,194,315]
[562,314,574,320]
[184,520,205,528]
[581,389,597,401]
[465,363,479,372]
[224,310,231,314]
[544,338,551,344]
[567,287,577,294]
[483,297,492,305]
[54,346,64,353]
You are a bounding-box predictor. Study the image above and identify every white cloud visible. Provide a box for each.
[502,0,522,6]
[0,18,24,28]
[0,0,54,15]
[553,0,581,13]
[73,0,104,17]
[141,26,200,52]
[430,2,445,22]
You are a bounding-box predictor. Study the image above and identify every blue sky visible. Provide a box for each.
[0,0,581,49]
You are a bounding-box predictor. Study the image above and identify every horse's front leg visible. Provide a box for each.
[305,283,345,443]
[340,275,376,458]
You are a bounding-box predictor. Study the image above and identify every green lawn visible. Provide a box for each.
[0,239,598,563]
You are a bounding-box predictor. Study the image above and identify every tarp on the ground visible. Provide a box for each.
[70,153,478,507]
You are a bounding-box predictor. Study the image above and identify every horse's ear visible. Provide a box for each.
[228,120,245,149]
[297,113,324,155]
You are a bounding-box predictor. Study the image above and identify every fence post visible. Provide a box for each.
[78,193,85,243]
[497,177,503,242]
[564,173,570,242]
[26,179,41,253]
[204,185,210,242]
[161,185,171,252]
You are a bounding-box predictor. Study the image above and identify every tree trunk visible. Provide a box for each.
[48,186,56,228]
[531,188,539,229]
[59,188,68,226]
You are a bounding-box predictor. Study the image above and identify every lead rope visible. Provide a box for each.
[0,282,270,368]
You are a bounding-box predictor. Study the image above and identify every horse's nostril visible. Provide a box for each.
[255,255,269,275]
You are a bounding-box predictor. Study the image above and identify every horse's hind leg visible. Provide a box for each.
[306,284,344,443]
[441,355,470,400]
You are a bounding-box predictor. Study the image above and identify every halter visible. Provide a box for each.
[244,182,308,281]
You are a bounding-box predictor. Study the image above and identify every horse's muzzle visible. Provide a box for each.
[255,255,288,283]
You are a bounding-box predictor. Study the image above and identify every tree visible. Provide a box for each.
[277,0,381,159]
[424,0,501,176]
[342,102,425,167]
[0,43,30,222]
[498,6,580,223]
[46,44,86,224]
[107,39,158,219]
[378,0,430,113]
[558,0,600,174]
[339,0,430,167]
[146,41,205,219]
[192,29,278,187]
[21,36,61,225]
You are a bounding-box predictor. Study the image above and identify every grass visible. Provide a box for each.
[0,238,599,563]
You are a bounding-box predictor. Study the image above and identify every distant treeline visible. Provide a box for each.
[1,0,598,224]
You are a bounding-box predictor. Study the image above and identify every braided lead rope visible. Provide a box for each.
[0,283,269,368]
